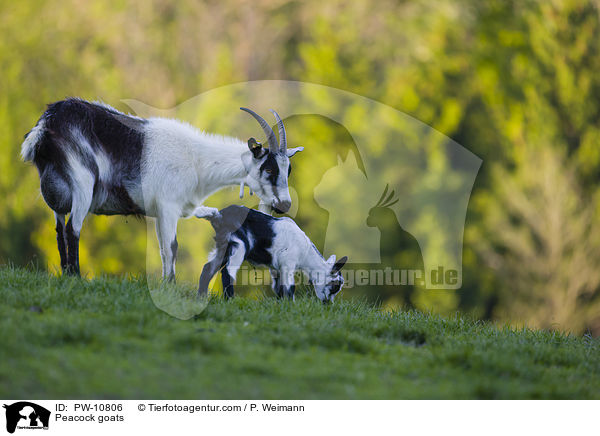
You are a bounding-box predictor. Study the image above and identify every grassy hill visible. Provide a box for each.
[1,267,599,399]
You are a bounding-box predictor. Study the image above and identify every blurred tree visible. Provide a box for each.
[473,146,600,334]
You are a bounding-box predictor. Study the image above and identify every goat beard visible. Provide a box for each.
[258,201,273,215]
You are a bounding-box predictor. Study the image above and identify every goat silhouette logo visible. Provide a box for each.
[3,402,50,433]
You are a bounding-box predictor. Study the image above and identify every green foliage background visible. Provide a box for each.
[1,0,599,334]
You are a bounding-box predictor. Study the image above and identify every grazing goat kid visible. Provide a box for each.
[195,205,348,303]
[21,98,302,278]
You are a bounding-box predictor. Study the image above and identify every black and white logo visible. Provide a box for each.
[3,402,50,434]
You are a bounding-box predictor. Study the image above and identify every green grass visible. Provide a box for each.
[1,267,599,399]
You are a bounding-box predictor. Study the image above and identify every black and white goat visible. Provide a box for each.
[195,205,348,303]
[21,98,302,278]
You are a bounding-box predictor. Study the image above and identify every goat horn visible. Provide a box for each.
[270,109,287,153]
[240,107,278,153]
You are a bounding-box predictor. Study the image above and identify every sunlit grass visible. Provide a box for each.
[0,266,599,399]
[146,276,209,320]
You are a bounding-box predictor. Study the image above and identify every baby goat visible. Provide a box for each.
[195,205,348,303]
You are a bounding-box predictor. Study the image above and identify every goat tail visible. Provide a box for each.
[193,206,222,224]
[21,117,46,162]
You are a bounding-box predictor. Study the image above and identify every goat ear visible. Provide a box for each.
[248,138,264,159]
[332,256,348,273]
[326,254,336,265]
[286,146,304,158]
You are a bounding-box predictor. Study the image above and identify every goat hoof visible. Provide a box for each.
[63,266,80,277]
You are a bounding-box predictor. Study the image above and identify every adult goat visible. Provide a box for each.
[21,98,303,279]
